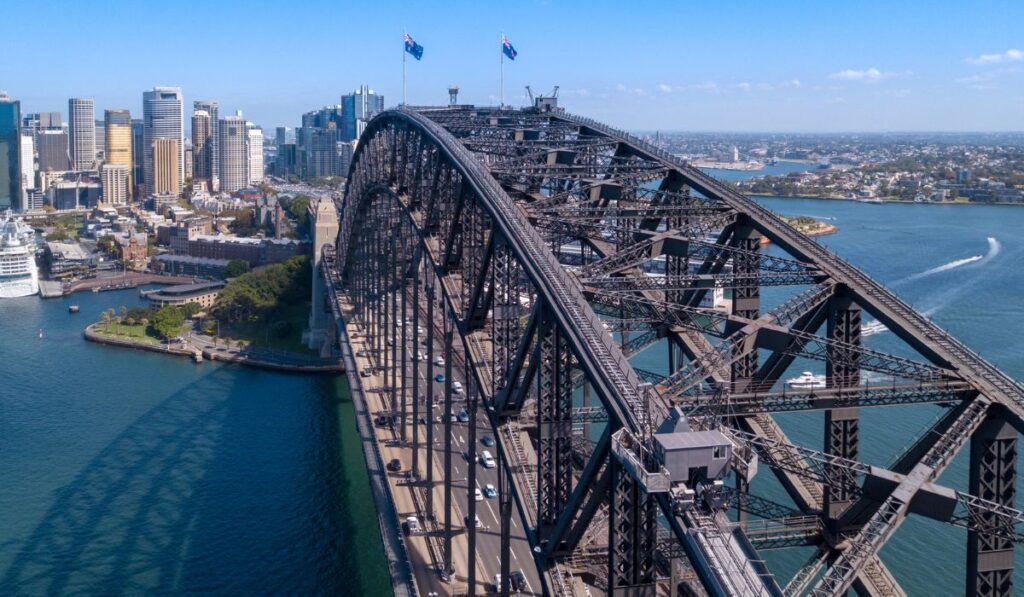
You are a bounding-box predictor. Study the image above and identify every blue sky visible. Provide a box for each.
[1,0,1021,132]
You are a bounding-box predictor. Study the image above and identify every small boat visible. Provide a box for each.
[68,305,80,313]
[786,371,826,389]
[38,328,43,339]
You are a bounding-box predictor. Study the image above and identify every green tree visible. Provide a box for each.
[225,259,250,278]
[180,302,202,318]
[288,195,312,235]
[97,236,116,255]
[151,306,185,340]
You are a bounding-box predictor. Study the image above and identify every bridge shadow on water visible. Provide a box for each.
[0,365,373,596]
[0,365,240,595]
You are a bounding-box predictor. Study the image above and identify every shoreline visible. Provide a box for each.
[83,323,344,373]
[749,193,1024,207]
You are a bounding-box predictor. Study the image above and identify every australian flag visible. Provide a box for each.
[404,33,424,60]
[502,35,517,61]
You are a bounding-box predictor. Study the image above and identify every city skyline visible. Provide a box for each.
[0,0,1021,132]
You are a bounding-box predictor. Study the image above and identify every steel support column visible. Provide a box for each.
[967,415,1017,597]
[608,457,657,595]
[537,307,574,537]
[825,292,861,524]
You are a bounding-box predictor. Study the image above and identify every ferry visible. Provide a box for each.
[786,371,827,389]
[0,210,40,298]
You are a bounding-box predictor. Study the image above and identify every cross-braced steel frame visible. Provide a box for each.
[322,105,1024,597]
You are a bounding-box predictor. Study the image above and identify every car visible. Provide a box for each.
[417,327,425,335]
[360,368,372,377]
[356,348,367,357]
[435,373,445,383]
[474,487,483,501]
[480,450,496,468]
[386,338,394,346]
[452,381,464,394]
[481,435,495,447]
[434,356,445,366]
[464,514,483,528]
[510,570,527,592]
[492,574,502,593]
[457,409,470,423]
[483,483,497,498]
[387,458,401,472]
[416,351,425,361]
[404,515,421,535]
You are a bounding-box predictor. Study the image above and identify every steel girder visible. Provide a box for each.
[328,106,1024,597]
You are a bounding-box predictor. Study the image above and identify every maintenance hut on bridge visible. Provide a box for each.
[653,408,732,486]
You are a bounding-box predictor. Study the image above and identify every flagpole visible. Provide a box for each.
[403,31,407,106]
[499,32,504,107]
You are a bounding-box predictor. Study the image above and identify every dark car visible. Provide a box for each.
[387,458,401,472]
[481,435,495,447]
[512,569,528,593]
[510,570,527,592]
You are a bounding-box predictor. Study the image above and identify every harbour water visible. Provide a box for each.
[0,288,391,595]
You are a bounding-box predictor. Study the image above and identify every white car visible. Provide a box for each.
[416,351,425,361]
[404,516,421,535]
[480,450,496,469]
[474,487,483,501]
[452,381,463,394]
[434,356,445,366]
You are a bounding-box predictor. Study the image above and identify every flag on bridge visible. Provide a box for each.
[404,33,424,60]
[502,35,517,61]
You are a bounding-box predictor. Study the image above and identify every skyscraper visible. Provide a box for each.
[341,85,383,141]
[104,109,132,197]
[37,129,69,172]
[247,123,263,185]
[143,87,184,196]
[0,92,22,211]
[194,100,219,189]
[131,119,143,196]
[152,138,180,196]
[101,164,130,205]
[20,133,34,200]
[218,115,246,193]
[68,98,96,170]
[191,109,212,187]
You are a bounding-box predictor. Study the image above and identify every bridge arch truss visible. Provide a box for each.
[325,106,1024,597]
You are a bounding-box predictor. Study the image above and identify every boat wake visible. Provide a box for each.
[899,236,999,283]
[862,306,938,338]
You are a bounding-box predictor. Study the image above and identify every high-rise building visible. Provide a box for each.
[276,143,296,177]
[275,126,294,147]
[143,87,184,195]
[37,129,70,172]
[152,138,180,196]
[101,163,130,205]
[247,123,263,185]
[20,133,34,200]
[191,109,212,186]
[218,115,246,193]
[194,100,219,188]
[94,119,106,159]
[0,92,22,211]
[341,85,384,141]
[104,109,133,198]
[131,119,144,195]
[68,98,96,170]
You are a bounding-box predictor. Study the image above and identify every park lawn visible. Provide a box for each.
[223,301,315,355]
[95,321,163,345]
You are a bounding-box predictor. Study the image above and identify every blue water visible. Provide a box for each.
[637,173,1024,593]
[0,289,390,595]
[706,161,816,183]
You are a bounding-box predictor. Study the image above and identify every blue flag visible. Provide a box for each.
[404,33,424,60]
[502,35,517,61]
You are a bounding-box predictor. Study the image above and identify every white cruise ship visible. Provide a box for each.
[0,211,39,298]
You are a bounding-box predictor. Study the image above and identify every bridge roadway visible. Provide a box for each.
[340,293,544,596]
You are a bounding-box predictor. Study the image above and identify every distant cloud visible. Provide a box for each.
[736,82,752,92]
[828,67,909,82]
[657,83,674,93]
[561,88,591,97]
[964,49,1023,65]
[781,79,802,88]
